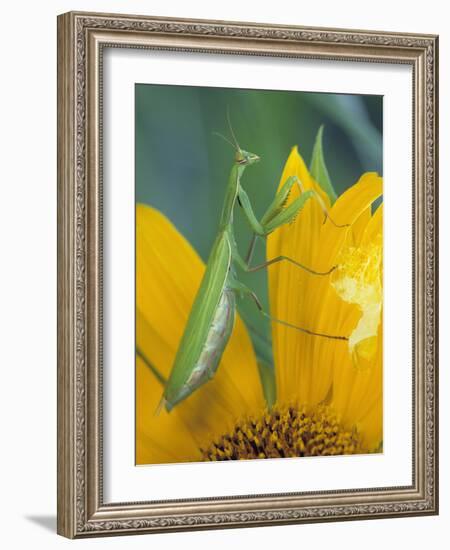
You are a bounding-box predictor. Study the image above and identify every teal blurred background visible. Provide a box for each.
[135,84,382,365]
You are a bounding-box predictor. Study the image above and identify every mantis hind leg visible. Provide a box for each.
[246,254,336,276]
[228,278,348,342]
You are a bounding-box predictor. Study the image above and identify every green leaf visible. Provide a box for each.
[239,307,276,407]
[136,347,167,386]
[257,359,276,409]
[245,322,277,407]
[310,125,337,205]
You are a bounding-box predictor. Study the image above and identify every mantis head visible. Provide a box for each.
[235,149,260,166]
[225,110,260,166]
[213,131,260,166]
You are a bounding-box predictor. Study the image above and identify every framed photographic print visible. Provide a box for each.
[57,11,439,538]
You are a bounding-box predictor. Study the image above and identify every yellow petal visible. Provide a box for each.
[332,321,383,451]
[136,205,204,367]
[350,208,371,247]
[136,204,264,464]
[267,147,333,405]
[362,202,383,245]
[330,172,383,227]
[332,205,383,363]
[136,356,200,464]
[353,334,378,362]
[330,207,383,452]
[267,147,382,408]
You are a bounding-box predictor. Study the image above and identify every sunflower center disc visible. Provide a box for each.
[200,404,365,461]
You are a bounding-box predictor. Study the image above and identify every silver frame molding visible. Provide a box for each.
[57,11,439,538]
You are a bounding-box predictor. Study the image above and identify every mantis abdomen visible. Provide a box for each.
[186,289,236,387]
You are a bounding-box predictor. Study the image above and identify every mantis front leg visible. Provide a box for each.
[239,175,348,237]
[237,175,349,275]
[237,182,340,276]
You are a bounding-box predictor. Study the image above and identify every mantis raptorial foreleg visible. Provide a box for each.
[239,175,348,236]
[236,174,348,278]
[237,176,301,235]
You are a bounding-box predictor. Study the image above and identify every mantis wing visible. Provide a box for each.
[163,232,232,407]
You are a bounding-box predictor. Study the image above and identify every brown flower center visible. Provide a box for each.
[200,404,365,461]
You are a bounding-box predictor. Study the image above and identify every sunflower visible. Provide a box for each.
[136,146,383,465]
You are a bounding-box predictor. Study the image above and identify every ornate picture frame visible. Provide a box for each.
[57,11,438,538]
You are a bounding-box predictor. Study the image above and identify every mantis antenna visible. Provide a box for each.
[212,131,237,150]
[226,107,241,151]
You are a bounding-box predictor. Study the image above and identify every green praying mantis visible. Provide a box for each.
[148,126,349,413]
